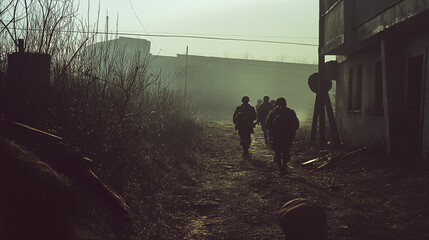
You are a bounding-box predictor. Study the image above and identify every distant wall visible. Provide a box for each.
[154,54,318,121]
[92,38,318,121]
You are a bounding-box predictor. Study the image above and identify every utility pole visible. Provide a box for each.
[116,12,119,39]
[184,46,189,106]
[105,12,109,41]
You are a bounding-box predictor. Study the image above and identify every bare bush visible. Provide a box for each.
[1,0,200,238]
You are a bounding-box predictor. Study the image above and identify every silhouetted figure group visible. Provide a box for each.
[233,96,299,175]
[234,97,327,239]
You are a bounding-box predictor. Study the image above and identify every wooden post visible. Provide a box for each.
[310,94,320,146]
[309,72,341,147]
[325,92,341,145]
[318,61,327,148]
[318,0,326,148]
[380,39,392,156]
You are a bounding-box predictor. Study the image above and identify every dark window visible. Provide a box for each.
[348,68,353,111]
[348,65,363,111]
[356,65,363,110]
[374,61,383,112]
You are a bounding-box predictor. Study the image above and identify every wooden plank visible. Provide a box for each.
[317,147,367,169]
[302,152,338,165]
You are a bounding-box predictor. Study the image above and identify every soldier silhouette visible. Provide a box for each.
[233,96,257,158]
[256,96,273,147]
[266,97,299,174]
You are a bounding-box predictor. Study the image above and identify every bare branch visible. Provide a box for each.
[0,0,14,16]
[53,37,89,85]
[0,19,18,47]
[12,0,19,51]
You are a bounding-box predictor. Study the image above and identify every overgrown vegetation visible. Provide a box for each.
[1,0,200,238]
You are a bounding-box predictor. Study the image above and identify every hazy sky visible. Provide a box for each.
[79,0,319,63]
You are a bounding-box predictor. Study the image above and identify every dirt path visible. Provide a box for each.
[185,121,284,239]
[183,121,429,240]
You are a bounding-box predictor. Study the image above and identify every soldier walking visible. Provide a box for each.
[233,96,257,158]
[255,99,263,111]
[266,97,299,174]
[256,96,273,147]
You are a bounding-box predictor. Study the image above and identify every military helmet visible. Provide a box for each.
[275,97,287,107]
[263,96,270,101]
[241,96,250,103]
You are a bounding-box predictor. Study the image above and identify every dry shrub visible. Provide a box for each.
[47,38,201,238]
[1,1,201,238]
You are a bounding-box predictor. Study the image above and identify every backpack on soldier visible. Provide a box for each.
[234,111,245,125]
[271,108,299,137]
[234,105,256,132]
[234,107,251,125]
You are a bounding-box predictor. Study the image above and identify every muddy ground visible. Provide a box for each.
[181,121,429,240]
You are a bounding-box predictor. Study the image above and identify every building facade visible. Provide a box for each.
[320,0,429,159]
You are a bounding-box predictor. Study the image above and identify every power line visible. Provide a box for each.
[5,27,319,47]
[113,32,319,46]
[128,1,176,55]
[116,30,318,40]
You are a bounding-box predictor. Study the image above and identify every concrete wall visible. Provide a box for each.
[356,0,429,42]
[92,38,318,121]
[336,47,386,150]
[323,0,345,49]
[322,0,429,55]
[155,55,318,120]
[355,0,401,26]
[336,32,429,159]
[89,37,152,70]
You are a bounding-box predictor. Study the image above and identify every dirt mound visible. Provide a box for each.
[0,136,77,239]
[0,127,129,240]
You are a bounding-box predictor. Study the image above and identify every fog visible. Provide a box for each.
[182,55,318,121]
[75,0,322,121]
[88,36,323,122]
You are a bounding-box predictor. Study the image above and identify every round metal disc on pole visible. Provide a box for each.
[308,72,332,94]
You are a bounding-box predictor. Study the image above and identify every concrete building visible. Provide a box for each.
[89,37,151,59]
[320,0,429,159]
[90,37,318,120]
